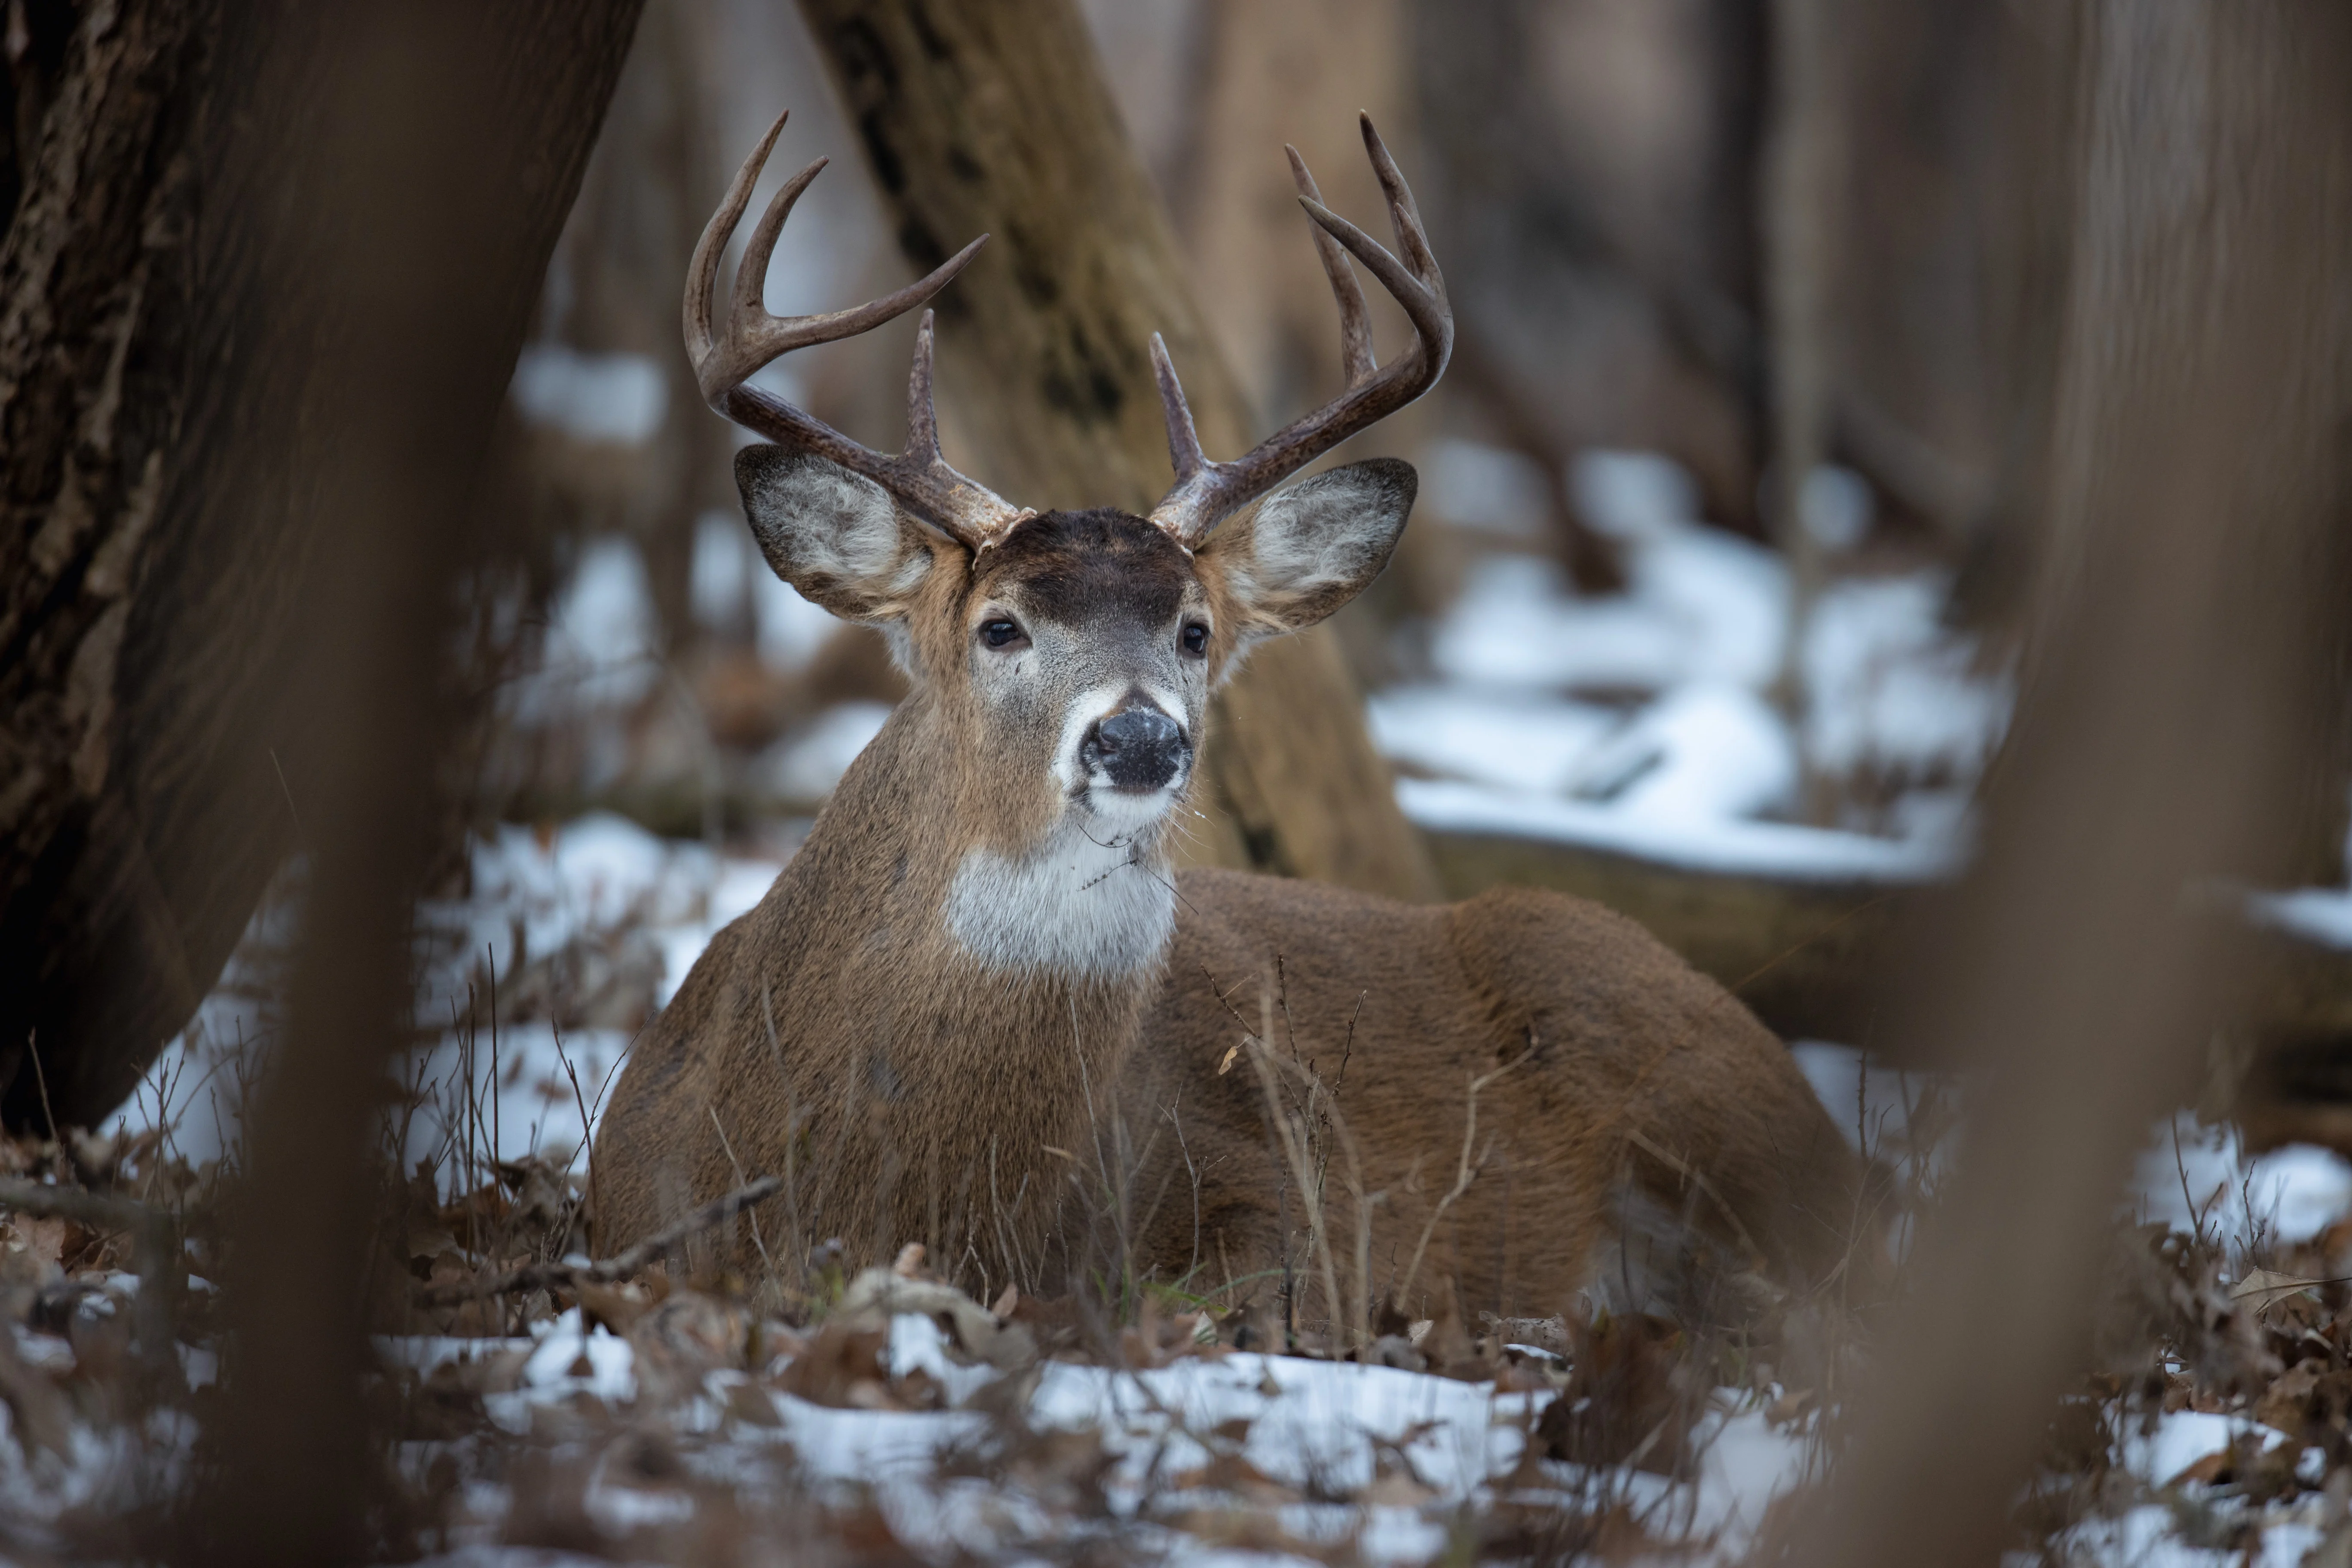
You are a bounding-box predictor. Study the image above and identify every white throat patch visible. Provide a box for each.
[942,817,1176,977]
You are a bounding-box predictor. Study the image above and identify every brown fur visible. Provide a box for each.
[593,483,1865,1322]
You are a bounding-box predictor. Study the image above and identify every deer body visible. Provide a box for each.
[591,112,1863,1324]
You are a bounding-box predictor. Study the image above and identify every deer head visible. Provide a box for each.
[686,111,1449,976]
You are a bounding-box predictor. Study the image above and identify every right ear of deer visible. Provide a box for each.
[685,110,1034,551]
[1147,114,1454,549]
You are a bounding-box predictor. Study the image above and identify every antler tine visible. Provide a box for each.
[726,153,830,356]
[1285,145,1375,387]
[685,110,789,385]
[1149,333,1209,495]
[1293,197,1449,362]
[906,309,943,460]
[1359,113,1440,290]
[686,113,1031,550]
[1148,115,1452,547]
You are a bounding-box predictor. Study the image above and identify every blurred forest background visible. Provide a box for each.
[479,0,2042,848]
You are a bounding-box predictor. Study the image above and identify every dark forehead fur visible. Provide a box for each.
[971,508,1194,623]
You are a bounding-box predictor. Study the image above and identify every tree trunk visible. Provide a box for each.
[796,0,1439,901]
[0,3,641,1130]
[1797,2,2352,1561]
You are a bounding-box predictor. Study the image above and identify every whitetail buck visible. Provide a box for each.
[593,111,1865,1329]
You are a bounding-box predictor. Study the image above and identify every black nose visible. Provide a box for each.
[1082,707,1188,791]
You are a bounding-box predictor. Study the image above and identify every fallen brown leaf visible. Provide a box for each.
[775,1321,892,1410]
[2232,1268,2343,1315]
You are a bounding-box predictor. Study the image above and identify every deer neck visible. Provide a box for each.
[746,698,1174,1277]
[782,694,1179,1021]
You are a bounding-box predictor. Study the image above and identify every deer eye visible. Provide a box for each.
[1180,622,1210,657]
[979,618,1026,650]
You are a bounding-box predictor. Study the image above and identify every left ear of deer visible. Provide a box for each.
[1204,457,1416,643]
[735,447,934,622]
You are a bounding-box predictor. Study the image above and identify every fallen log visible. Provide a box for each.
[1424,823,2352,1067]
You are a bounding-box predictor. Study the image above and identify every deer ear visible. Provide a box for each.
[735,447,935,622]
[1204,458,1416,637]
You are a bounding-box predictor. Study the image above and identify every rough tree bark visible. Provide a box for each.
[796,0,1439,900]
[0,3,640,1131]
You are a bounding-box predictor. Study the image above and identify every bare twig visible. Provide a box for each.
[2171,1116,2211,1250]
[0,1178,160,1234]
[1394,1060,1520,1312]
[25,1031,60,1150]
[709,1106,778,1286]
[1243,1038,1348,1346]
[413,1174,781,1306]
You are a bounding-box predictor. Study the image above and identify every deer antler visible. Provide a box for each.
[686,111,1033,550]
[1147,115,1452,548]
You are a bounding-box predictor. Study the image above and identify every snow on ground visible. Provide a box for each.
[1793,1041,2352,1258]
[355,1308,1812,1566]
[1385,445,2008,873]
[120,813,790,1177]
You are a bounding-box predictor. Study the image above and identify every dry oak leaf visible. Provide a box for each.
[2230,1268,2346,1315]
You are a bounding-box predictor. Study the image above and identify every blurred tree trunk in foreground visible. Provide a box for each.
[1794,2,2352,1563]
[0,1,638,1132]
[797,0,1439,901]
[182,10,643,1562]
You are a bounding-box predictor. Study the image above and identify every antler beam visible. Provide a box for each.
[1146,115,1453,549]
[685,110,1032,551]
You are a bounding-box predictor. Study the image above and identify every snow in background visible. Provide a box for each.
[1382,444,2008,872]
[508,346,668,445]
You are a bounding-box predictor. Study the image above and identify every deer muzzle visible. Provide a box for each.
[1081,705,1188,794]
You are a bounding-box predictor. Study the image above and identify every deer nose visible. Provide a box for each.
[1082,706,1187,791]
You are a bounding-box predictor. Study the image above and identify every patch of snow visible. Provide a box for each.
[2053,1503,2321,1568]
[518,1311,637,1406]
[509,344,668,446]
[1365,686,1619,795]
[1381,447,2008,872]
[1803,572,2008,784]
[1799,464,1874,552]
[1570,683,1795,827]
[688,510,754,636]
[1429,532,1787,695]
[1792,1049,2352,1253]
[1788,1041,1949,1172]
[2134,1113,2352,1248]
[1572,448,1700,541]
[514,536,663,726]
[751,553,839,672]
[115,814,789,1173]
[759,701,892,802]
[1397,777,1958,882]
[2247,885,2352,951]
[1421,436,1550,539]
[2119,1408,2285,1489]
